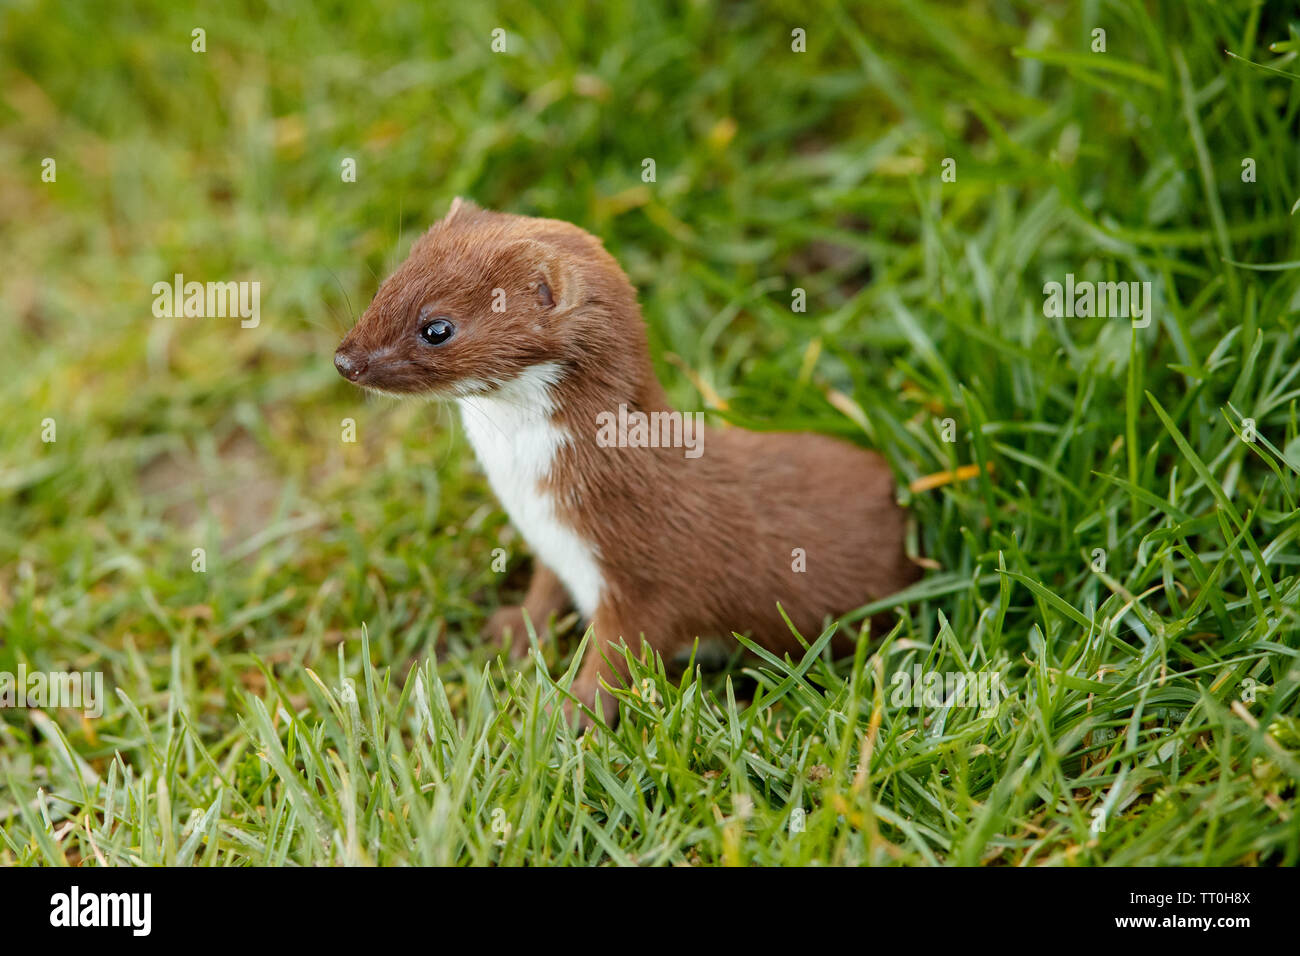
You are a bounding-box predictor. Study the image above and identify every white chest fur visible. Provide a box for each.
[457,363,604,618]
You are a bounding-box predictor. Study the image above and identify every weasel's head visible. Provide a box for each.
[335,198,638,398]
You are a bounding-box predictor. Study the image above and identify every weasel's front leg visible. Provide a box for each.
[568,604,641,728]
[484,561,572,659]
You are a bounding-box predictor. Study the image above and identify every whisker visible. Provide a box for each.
[325,267,356,328]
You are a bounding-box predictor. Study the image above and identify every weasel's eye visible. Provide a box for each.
[419,317,455,346]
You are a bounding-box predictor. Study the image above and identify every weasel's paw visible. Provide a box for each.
[566,679,618,731]
[484,606,534,659]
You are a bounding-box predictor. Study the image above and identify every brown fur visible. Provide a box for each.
[337,199,920,724]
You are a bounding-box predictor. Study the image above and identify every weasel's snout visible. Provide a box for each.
[334,347,367,382]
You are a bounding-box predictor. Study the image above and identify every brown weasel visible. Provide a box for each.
[335,198,919,724]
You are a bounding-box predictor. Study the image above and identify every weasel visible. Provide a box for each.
[335,198,919,724]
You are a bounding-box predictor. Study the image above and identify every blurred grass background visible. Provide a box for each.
[1,0,1298,865]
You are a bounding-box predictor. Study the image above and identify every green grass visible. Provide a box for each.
[2,0,1299,866]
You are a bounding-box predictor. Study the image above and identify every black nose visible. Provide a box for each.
[334,350,366,381]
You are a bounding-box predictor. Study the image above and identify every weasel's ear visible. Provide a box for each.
[444,196,480,224]
[504,237,583,313]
